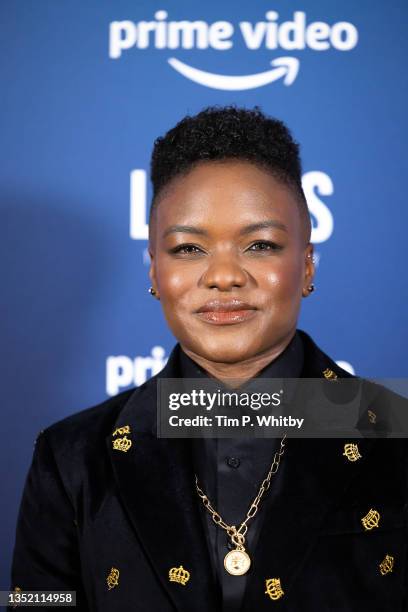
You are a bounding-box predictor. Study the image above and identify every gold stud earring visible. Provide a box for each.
[302,283,316,297]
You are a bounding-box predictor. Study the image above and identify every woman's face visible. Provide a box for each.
[149,160,314,364]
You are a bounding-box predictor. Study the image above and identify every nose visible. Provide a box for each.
[200,255,248,291]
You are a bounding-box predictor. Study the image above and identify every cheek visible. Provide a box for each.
[156,260,195,306]
[261,257,303,299]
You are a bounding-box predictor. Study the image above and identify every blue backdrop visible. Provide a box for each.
[1,0,407,587]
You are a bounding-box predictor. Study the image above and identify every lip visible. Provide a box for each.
[195,300,258,326]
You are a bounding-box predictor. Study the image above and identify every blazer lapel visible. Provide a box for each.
[242,330,378,608]
[107,345,218,611]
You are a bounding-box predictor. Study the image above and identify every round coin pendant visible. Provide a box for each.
[224,549,251,576]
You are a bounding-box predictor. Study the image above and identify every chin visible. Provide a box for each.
[191,337,256,365]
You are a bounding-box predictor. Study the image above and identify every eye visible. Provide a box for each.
[247,241,282,252]
[170,243,204,255]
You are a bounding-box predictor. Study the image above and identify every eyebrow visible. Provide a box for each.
[162,220,288,239]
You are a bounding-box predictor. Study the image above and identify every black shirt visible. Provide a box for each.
[178,330,304,611]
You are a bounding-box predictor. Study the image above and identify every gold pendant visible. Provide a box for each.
[224,548,251,575]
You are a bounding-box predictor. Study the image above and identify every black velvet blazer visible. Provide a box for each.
[9,330,408,611]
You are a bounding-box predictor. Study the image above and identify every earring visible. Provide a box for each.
[148,287,156,296]
[302,283,316,297]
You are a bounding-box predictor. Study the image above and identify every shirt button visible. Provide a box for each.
[226,457,240,469]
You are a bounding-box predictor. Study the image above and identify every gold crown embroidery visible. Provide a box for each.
[106,567,120,590]
[112,425,131,437]
[12,586,22,609]
[112,436,132,452]
[379,554,394,575]
[361,508,380,530]
[169,565,190,586]
[265,577,284,600]
[367,410,377,424]
[322,368,338,381]
[343,443,362,462]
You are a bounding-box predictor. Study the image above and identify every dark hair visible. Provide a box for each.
[149,104,311,242]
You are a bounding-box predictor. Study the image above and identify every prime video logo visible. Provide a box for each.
[109,10,358,90]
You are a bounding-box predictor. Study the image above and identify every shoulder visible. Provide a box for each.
[34,376,156,492]
[43,387,134,444]
[29,343,182,485]
[297,328,355,379]
[297,329,408,415]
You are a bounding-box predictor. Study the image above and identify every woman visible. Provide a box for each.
[10,106,408,611]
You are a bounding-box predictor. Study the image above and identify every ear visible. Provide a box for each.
[304,244,315,283]
[301,244,315,298]
[148,243,158,297]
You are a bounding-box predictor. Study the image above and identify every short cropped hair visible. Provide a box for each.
[149,104,311,243]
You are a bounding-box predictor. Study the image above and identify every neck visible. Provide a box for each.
[180,330,296,388]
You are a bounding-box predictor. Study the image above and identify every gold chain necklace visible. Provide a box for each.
[195,435,287,576]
